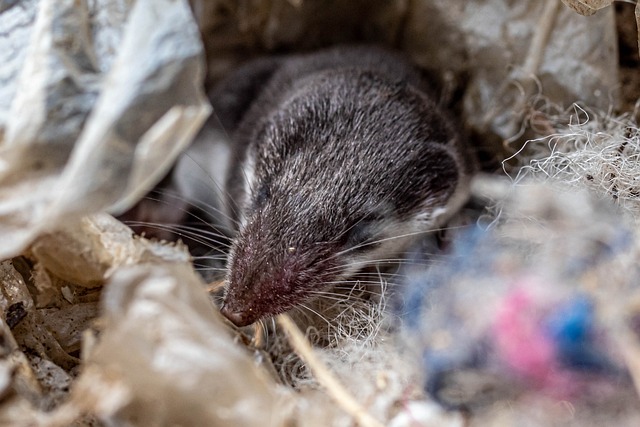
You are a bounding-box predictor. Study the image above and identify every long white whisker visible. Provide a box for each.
[323,258,439,273]
[160,222,231,241]
[192,265,228,272]
[125,221,230,252]
[126,221,231,245]
[298,303,333,328]
[205,109,253,218]
[144,190,239,230]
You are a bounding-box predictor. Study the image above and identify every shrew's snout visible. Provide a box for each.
[221,225,341,327]
[219,302,257,327]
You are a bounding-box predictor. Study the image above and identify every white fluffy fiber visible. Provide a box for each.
[512,100,640,218]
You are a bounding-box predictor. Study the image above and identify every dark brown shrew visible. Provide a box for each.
[209,46,475,327]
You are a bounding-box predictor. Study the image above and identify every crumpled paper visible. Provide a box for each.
[48,259,461,427]
[0,1,631,426]
[562,0,640,65]
[399,179,640,425]
[0,0,620,258]
[561,0,612,16]
[29,213,191,289]
[0,0,210,259]
[0,211,465,426]
[80,263,293,426]
[192,0,618,162]
[402,0,618,143]
[0,213,196,425]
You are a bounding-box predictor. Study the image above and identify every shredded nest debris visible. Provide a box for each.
[3,0,640,426]
[514,102,640,218]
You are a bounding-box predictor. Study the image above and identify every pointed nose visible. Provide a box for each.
[220,304,254,327]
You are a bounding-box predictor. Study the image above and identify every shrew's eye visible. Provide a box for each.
[342,214,382,252]
[253,183,271,208]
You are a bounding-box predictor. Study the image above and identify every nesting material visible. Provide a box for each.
[0,0,210,259]
[0,0,639,426]
[0,213,191,424]
[398,180,640,425]
[79,264,290,426]
[0,212,463,426]
[191,0,618,156]
[561,0,613,16]
[513,104,640,220]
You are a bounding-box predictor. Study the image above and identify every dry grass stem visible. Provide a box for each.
[276,314,386,427]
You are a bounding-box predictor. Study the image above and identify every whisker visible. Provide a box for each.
[192,254,228,261]
[320,280,387,287]
[124,221,230,252]
[321,225,462,264]
[126,219,230,241]
[143,190,239,231]
[308,290,352,298]
[289,305,315,326]
[204,110,252,219]
[191,265,228,272]
[306,293,352,303]
[323,258,440,273]
[166,114,245,223]
[298,303,333,328]
[160,223,232,242]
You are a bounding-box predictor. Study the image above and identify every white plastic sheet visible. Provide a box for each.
[403,0,618,141]
[0,0,211,259]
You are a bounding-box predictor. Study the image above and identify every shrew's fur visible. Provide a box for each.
[216,46,474,326]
